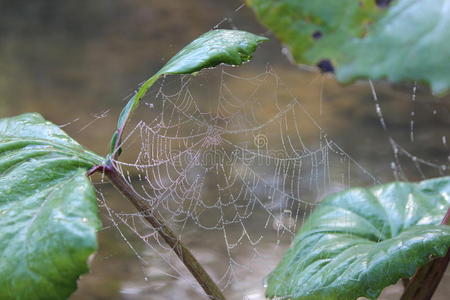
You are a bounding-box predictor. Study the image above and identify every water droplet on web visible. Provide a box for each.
[82,217,88,223]
[376,106,381,114]
[262,277,268,288]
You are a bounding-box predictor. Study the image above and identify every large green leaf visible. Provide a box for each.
[247,0,450,95]
[266,177,450,300]
[111,29,268,154]
[0,113,103,300]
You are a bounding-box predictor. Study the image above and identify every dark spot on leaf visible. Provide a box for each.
[317,59,334,73]
[312,31,322,40]
[375,0,392,7]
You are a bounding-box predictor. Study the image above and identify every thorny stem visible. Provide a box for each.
[89,162,226,300]
[400,207,450,300]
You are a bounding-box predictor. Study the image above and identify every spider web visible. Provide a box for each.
[2,1,448,298]
[81,58,449,299]
[57,9,450,296]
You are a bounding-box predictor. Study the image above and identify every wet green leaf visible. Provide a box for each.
[247,0,450,94]
[267,177,450,300]
[111,29,267,154]
[157,29,267,75]
[0,113,103,300]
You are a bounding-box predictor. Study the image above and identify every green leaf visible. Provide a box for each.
[0,113,103,300]
[266,177,450,300]
[110,29,268,155]
[157,29,267,75]
[247,0,450,95]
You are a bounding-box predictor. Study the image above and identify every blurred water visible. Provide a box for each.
[1,1,449,299]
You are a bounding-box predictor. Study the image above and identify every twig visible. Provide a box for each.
[90,163,226,300]
[400,207,450,300]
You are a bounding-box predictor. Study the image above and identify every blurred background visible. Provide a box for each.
[1,1,449,299]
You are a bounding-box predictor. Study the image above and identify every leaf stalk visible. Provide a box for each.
[89,162,226,300]
[400,207,450,300]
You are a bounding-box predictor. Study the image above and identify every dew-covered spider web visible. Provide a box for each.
[79,57,450,299]
[2,1,449,298]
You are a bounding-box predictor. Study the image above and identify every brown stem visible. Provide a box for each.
[96,163,225,300]
[400,207,450,300]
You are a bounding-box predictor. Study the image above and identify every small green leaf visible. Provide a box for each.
[0,113,103,300]
[247,0,450,94]
[110,29,268,155]
[266,177,450,300]
[157,29,267,75]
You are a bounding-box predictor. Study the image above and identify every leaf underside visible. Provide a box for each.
[266,177,450,300]
[0,113,103,300]
[247,0,450,95]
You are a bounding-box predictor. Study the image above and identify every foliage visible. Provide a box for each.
[247,0,450,95]
[0,113,102,300]
[1,22,449,299]
[0,30,266,299]
[266,177,450,300]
